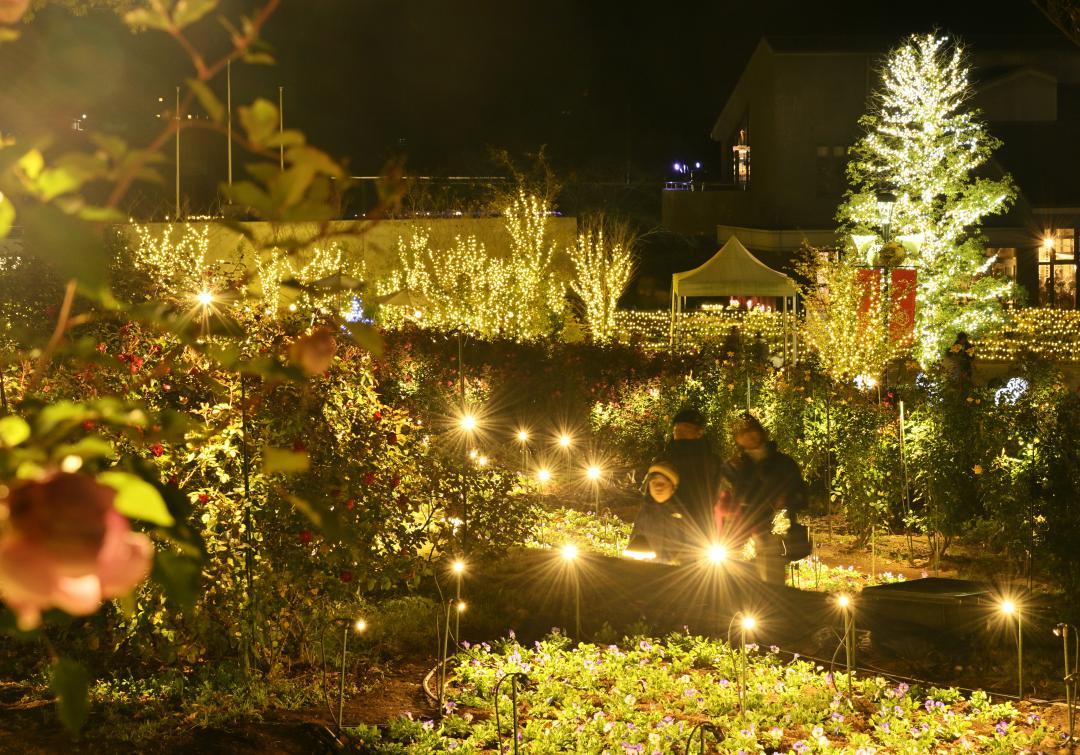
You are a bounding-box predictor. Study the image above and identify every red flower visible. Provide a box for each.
[298,529,312,544]
[345,499,356,511]
[386,432,397,446]
[362,472,376,486]
[339,569,353,583]
[129,355,144,373]
[390,475,400,489]
[292,439,306,453]
[167,475,179,487]
[95,342,107,354]
[162,383,171,392]
[81,420,96,431]
[149,443,165,458]
[373,411,382,422]
[197,494,209,504]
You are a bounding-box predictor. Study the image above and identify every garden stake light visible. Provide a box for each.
[561,544,582,638]
[335,616,367,735]
[493,671,529,755]
[684,723,724,755]
[1000,599,1024,699]
[727,612,756,711]
[1054,623,1078,743]
[438,599,466,715]
[516,429,530,474]
[586,464,602,514]
[837,593,855,695]
[452,559,465,641]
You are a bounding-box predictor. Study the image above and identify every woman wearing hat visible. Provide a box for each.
[624,460,694,564]
[720,413,808,584]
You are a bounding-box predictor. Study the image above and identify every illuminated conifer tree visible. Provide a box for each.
[837,32,1017,366]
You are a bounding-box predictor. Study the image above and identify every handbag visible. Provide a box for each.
[780,522,812,561]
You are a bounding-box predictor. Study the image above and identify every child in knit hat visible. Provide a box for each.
[624,459,694,564]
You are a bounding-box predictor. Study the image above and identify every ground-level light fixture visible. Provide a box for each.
[460,414,477,432]
[537,468,551,484]
[558,434,572,449]
[999,598,1024,699]
[561,544,579,562]
[707,544,729,564]
[586,465,602,481]
[196,290,214,307]
[517,430,529,442]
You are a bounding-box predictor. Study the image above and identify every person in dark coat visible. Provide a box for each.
[625,460,694,563]
[657,408,725,552]
[718,413,807,584]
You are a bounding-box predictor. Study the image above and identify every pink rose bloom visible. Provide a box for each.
[0,0,29,24]
[0,473,153,630]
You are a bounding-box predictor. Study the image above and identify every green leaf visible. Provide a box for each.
[340,321,384,355]
[187,78,224,123]
[152,551,200,613]
[51,658,89,735]
[0,194,13,239]
[0,416,30,447]
[263,447,309,474]
[53,436,115,462]
[172,0,217,28]
[124,7,173,31]
[242,51,275,65]
[21,204,108,290]
[238,98,280,149]
[98,472,175,527]
[36,401,91,435]
[224,180,273,218]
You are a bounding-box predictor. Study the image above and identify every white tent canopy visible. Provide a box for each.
[670,235,799,361]
[672,235,797,299]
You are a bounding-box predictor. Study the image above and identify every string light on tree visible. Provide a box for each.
[837,32,1017,366]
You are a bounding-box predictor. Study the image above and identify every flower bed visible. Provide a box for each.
[786,557,906,594]
[366,633,1059,753]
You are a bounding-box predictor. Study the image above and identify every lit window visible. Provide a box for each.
[732,127,750,186]
[1038,230,1077,308]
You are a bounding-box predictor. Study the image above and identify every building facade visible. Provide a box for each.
[662,35,1080,309]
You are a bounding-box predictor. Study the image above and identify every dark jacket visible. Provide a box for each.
[627,490,694,563]
[658,438,725,542]
[721,441,806,539]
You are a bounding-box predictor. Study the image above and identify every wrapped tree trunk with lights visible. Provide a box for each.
[568,220,637,344]
[837,32,1017,367]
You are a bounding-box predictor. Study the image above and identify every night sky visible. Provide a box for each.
[0,1,1065,180]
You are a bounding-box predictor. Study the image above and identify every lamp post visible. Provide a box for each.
[561,544,581,639]
[452,559,465,641]
[875,190,897,244]
[837,594,855,695]
[586,464,602,515]
[557,433,572,475]
[728,612,757,710]
[1053,623,1077,743]
[1000,599,1024,699]
[459,414,477,551]
[516,429,530,475]
[336,617,367,735]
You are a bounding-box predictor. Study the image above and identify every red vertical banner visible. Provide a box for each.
[890,268,917,346]
[857,267,917,346]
